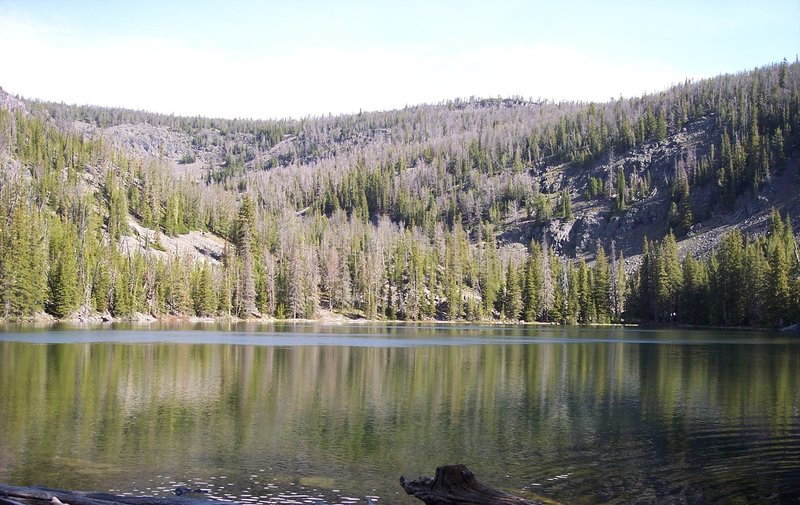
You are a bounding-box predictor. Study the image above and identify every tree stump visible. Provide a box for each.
[400,465,545,505]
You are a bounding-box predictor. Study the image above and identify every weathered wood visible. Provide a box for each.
[0,496,28,505]
[0,484,234,505]
[400,465,544,505]
[0,484,119,505]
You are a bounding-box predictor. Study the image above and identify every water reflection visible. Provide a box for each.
[0,326,799,504]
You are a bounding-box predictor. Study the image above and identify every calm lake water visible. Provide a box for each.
[1,323,799,504]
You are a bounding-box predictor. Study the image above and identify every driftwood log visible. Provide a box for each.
[0,484,230,505]
[400,465,545,505]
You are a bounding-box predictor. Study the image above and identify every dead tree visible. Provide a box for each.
[400,465,546,505]
[0,483,229,505]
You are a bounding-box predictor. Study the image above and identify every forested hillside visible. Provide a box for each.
[1,60,799,325]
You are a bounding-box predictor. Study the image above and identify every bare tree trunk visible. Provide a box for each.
[400,465,545,505]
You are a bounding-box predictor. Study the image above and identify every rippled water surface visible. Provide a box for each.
[1,322,799,504]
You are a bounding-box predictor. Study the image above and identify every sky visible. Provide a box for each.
[0,0,798,120]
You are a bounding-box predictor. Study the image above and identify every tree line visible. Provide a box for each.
[629,210,800,327]
[1,60,799,326]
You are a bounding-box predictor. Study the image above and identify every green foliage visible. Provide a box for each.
[631,210,800,327]
[593,246,611,323]
[1,60,798,327]
[668,170,693,235]
[236,195,259,317]
[585,176,604,199]
[193,262,217,317]
[614,168,627,212]
[0,202,48,320]
[503,260,522,321]
[557,190,573,220]
[522,241,543,322]
[47,219,80,318]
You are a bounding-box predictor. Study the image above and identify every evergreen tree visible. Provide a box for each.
[166,253,191,315]
[218,241,233,317]
[106,171,129,240]
[504,260,523,321]
[592,246,611,323]
[479,225,501,317]
[558,190,573,220]
[614,167,627,212]
[712,231,746,326]
[577,260,594,323]
[540,241,556,321]
[657,232,682,322]
[194,262,217,316]
[681,255,708,325]
[613,251,626,321]
[111,253,133,317]
[655,109,668,140]
[522,241,542,322]
[236,195,260,317]
[0,205,48,319]
[47,220,80,318]
[766,235,792,326]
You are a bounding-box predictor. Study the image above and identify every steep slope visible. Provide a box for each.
[1,60,798,323]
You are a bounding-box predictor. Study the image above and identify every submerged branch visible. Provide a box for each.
[0,484,233,505]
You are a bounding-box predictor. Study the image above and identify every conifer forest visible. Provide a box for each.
[1,60,799,327]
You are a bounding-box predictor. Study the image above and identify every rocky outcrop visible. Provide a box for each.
[496,114,800,266]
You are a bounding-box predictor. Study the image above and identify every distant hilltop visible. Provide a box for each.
[0,59,798,326]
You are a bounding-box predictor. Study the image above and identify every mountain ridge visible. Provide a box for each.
[1,59,798,324]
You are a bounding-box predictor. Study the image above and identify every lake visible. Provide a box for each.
[0,323,799,504]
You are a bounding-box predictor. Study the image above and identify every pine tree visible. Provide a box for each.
[592,246,611,323]
[614,167,627,212]
[566,264,581,324]
[773,128,786,170]
[0,204,47,319]
[301,243,320,318]
[47,220,80,318]
[655,109,668,140]
[106,171,129,240]
[236,195,260,318]
[166,253,191,315]
[681,255,708,325]
[92,253,112,314]
[540,240,555,321]
[218,241,233,317]
[713,231,745,326]
[636,238,655,320]
[577,260,594,323]
[766,233,791,327]
[111,252,133,317]
[719,130,734,206]
[522,241,542,322]
[657,231,682,323]
[559,190,573,220]
[504,260,522,321]
[613,251,626,322]
[194,262,217,316]
[478,225,501,318]
[673,175,693,235]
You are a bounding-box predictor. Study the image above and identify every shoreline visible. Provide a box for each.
[1,313,790,332]
[1,309,634,327]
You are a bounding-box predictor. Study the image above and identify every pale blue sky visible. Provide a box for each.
[1,0,797,119]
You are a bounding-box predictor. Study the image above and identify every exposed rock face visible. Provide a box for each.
[495,114,800,267]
